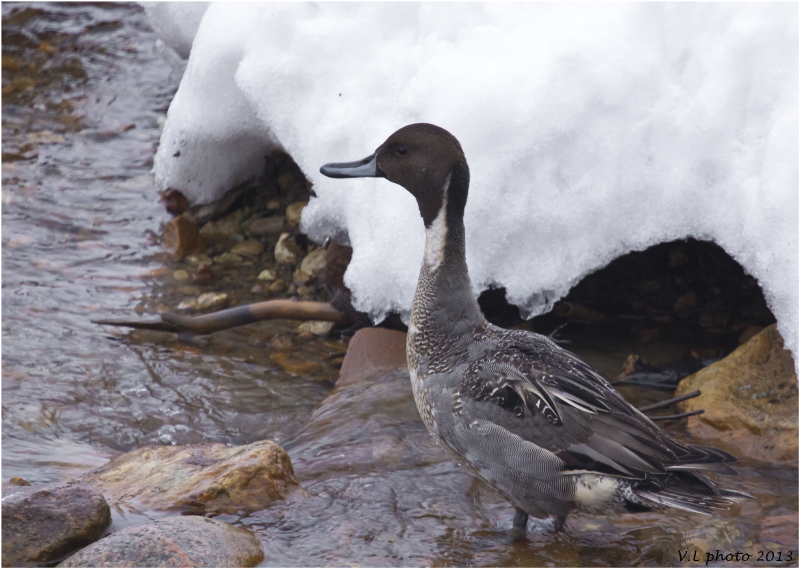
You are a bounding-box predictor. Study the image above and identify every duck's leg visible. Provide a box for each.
[510,508,529,540]
[553,514,567,532]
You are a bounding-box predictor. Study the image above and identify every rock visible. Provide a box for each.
[296,285,310,296]
[173,269,189,281]
[300,247,327,279]
[293,268,311,286]
[296,320,334,336]
[323,240,353,292]
[285,201,308,226]
[257,269,277,281]
[266,279,286,296]
[160,189,190,216]
[230,239,264,257]
[71,441,306,515]
[58,516,263,568]
[337,327,408,388]
[177,292,229,311]
[266,199,281,211]
[192,265,214,286]
[2,484,110,567]
[274,233,303,264]
[199,210,244,241]
[758,512,798,547]
[738,325,763,344]
[186,254,213,266]
[247,216,284,237]
[673,291,697,312]
[213,252,243,264]
[676,324,798,462]
[8,477,30,486]
[163,215,204,261]
[269,353,321,376]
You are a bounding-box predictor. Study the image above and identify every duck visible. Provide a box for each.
[319,123,751,535]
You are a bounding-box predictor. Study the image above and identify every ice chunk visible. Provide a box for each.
[140,2,208,60]
[149,3,798,362]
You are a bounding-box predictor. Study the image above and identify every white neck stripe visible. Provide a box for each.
[423,173,451,271]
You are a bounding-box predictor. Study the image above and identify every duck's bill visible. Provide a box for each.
[319,153,384,179]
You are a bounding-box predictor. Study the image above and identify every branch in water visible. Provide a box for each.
[93,300,347,335]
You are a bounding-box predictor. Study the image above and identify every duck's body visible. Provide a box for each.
[321,123,749,533]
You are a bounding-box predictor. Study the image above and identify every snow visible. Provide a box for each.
[147,3,798,362]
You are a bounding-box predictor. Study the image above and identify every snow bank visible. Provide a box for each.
[148,4,798,361]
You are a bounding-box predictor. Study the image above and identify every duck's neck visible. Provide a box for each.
[411,171,483,333]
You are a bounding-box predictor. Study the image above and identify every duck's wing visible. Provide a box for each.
[460,328,737,480]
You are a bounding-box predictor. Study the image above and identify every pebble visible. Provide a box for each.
[300,247,327,278]
[269,353,320,376]
[297,320,335,336]
[192,265,214,286]
[178,292,229,311]
[266,279,287,296]
[257,269,277,282]
[8,477,30,486]
[297,285,310,296]
[293,268,312,286]
[230,239,264,257]
[187,254,213,266]
[285,201,308,226]
[199,210,244,241]
[162,215,204,261]
[214,252,243,264]
[173,269,189,281]
[247,216,284,237]
[274,233,303,264]
[266,199,282,211]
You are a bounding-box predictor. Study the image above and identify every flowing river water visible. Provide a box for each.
[2,4,797,567]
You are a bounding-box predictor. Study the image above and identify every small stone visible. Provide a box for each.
[173,269,189,281]
[57,516,263,568]
[2,485,110,566]
[296,330,315,343]
[297,286,310,296]
[266,199,282,211]
[163,215,204,261]
[257,269,277,282]
[192,265,214,286]
[269,335,294,351]
[286,284,297,296]
[673,291,697,312]
[266,279,286,296]
[247,216,284,237]
[297,320,335,336]
[8,477,30,486]
[160,188,190,216]
[214,252,243,264]
[269,353,321,376]
[285,201,308,226]
[186,254,213,266]
[274,233,303,265]
[199,210,244,241]
[293,268,312,286]
[251,284,263,295]
[300,247,327,279]
[180,285,202,296]
[178,292,229,311]
[231,239,264,257]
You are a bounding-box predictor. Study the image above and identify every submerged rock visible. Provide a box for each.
[58,516,263,568]
[230,239,264,257]
[71,440,306,515]
[299,247,327,279]
[336,327,408,388]
[247,215,284,237]
[676,324,798,462]
[2,484,110,567]
[274,232,303,264]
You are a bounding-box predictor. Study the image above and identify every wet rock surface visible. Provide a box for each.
[71,440,305,515]
[676,324,798,462]
[2,484,111,567]
[58,516,263,568]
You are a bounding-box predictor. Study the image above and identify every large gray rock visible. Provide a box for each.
[58,516,263,568]
[2,484,110,567]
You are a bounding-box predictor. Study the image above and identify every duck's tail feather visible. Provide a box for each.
[632,470,753,515]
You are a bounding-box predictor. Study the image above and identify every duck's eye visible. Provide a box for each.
[396,146,407,156]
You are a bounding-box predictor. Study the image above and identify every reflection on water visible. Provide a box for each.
[2,3,796,567]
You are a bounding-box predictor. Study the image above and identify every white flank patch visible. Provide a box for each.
[423,174,451,271]
[574,474,619,509]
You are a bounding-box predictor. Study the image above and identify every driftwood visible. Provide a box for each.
[93,300,346,335]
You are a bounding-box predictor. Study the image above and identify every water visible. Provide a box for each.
[2,4,796,567]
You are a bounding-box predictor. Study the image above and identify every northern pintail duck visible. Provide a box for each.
[320,123,750,534]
